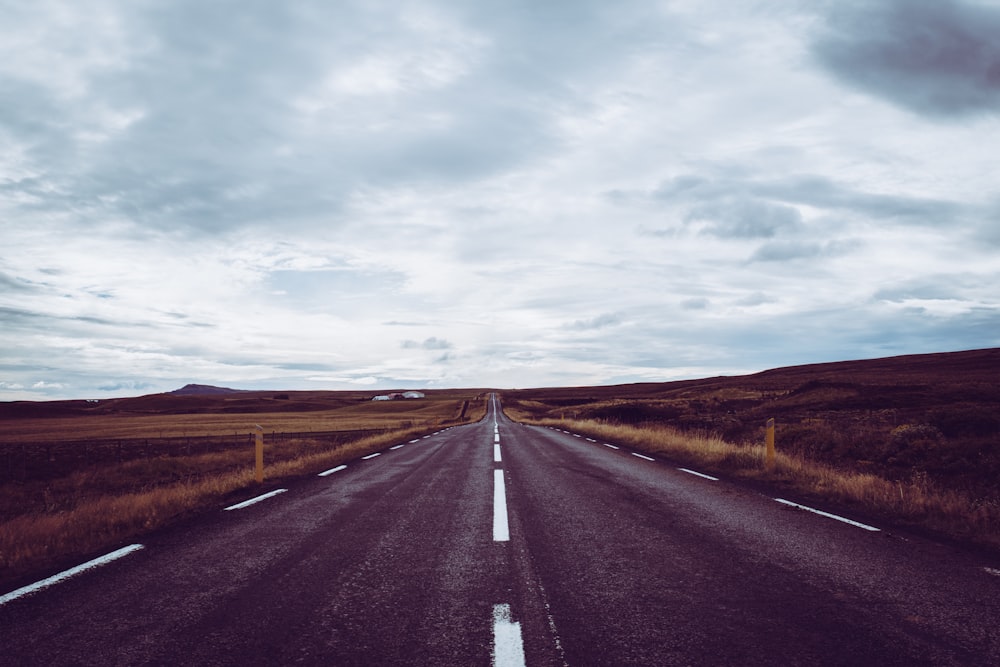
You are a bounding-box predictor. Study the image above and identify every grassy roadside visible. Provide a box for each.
[1,399,488,591]
[509,412,1000,552]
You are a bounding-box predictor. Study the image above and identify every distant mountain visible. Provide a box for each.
[170,384,243,396]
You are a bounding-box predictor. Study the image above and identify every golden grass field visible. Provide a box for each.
[0,389,488,588]
[503,413,999,551]
[502,348,1000,553]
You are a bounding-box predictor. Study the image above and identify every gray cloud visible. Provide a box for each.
[681,298,710,310]
[402,337,453,350]
[0,272,41,293]
[98,380,155,392]
[871,274,989,303]
[566,313,622,331]
[976,202,1000,246]
[753,175,962,223]
[749,239,861,263]
[652,172,962,225]
[687,198,802,239]
[735,293,776,307]
[814,0,1000,117]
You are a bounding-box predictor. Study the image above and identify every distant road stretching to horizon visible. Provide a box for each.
[3,396,1000,665]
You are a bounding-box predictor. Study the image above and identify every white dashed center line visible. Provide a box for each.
[631,453,655,461]
[603,443,619,450]
[318,464,347,477]
[390,444,405,450]
[492,603,526,667]
[493,470,510,542]
[362,452,381,460]
[494,444,502,462]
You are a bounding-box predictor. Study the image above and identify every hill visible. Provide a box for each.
[169,384,243,396]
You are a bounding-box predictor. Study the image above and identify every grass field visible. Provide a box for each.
[502,348,1000,551]
[4,347,998,588]
[0,388,488,588]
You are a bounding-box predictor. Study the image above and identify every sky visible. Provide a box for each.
[2,0,1000,401]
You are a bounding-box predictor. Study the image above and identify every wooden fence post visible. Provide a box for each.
[765,418,776,470]
[254,425,264,483]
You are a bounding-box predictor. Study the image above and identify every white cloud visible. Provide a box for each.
[0,1,997,400]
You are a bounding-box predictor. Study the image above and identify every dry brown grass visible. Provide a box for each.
[519,415,1000,550]
[0,394,488,588]
[2,396,475,442]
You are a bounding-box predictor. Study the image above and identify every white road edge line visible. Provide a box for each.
[0,544,144,606]
[603,443,620,450]
[631,452,655,461]
[318,464,348,477]
[362,452,382,460]
[493,469,510,542]
[494,444,502,462]
[492,603,526,667]
[678,467,719,481]
[774,498,880,532]
[224,488,287,511]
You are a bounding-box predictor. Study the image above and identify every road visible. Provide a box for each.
[2,395,1000,665]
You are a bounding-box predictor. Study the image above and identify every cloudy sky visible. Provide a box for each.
[2,0,999,401]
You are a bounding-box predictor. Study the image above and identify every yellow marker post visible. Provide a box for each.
[254,424,264,483]
[765,418,775,470]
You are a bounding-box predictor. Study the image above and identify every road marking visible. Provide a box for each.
[603,443,620,450]
[362,452,382,460]
[678,467,719,481]
[390,444,405,450]
[494,444,502,462]
[495,433,500,443]
[423,435,432,439]
[774,498,880,532]
[0,544,144,606]
[318,464,347,477]
[572,434,582,438]
[492,603,526,667]
[494,470,510,542]
[409,439,421,443]
[225,488,287,510]
[585,438,596,442]
[631,452,655,461]
[984,567,1000,577]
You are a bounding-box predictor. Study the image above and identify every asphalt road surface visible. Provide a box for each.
[3,395,1000,665]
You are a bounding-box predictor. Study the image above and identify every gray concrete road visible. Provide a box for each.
[2,395,999,665]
